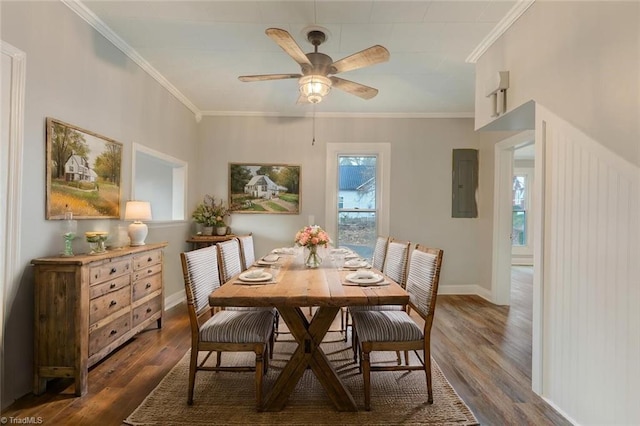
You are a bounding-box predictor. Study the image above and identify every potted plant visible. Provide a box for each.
[192,195,229,235]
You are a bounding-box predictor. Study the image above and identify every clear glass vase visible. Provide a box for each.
[305,245,322,268]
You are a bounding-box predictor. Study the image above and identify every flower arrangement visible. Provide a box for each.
[192,195,229,227]
[295,225,330,268]
[294,225,331,248]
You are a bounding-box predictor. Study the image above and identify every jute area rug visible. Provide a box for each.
[125,333,478,425]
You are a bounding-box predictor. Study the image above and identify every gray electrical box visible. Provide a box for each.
[452,149,478,218]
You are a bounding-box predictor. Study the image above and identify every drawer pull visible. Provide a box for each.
[146,308,152,313]
[147,269,153,274]
[145,283,152,289]
[147,257,153,262]
[110,283,116,289]
[109,300,117,307]
[109,329,118,336]
[110,267,117,275]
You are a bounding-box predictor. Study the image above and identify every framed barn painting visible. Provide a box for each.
[46,117,123,219]
[228,163,300,214]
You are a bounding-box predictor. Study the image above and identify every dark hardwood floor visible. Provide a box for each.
[2,266,569,425]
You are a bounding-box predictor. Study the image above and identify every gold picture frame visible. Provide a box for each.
[46,117,123,219]
[228,163,300,214]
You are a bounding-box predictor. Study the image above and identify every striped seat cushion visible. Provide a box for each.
[349,304,404,312]
[352,310,423,343]
[200,310,274,343]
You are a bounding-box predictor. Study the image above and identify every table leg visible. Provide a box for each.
[262,306,358,412]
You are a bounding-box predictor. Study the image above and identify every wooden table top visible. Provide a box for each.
[209,252,409,308]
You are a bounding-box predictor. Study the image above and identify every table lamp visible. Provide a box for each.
[124,200,152,246]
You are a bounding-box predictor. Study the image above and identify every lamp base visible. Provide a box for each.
[128,221,148,246]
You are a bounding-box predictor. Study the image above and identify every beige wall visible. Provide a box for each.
[197,116,507,294]
[1,2,199,407]
[475,1,639,166]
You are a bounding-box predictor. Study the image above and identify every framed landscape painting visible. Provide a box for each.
[228,163,300,214]
[46,117,122,219]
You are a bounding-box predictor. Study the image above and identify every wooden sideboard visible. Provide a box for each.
[32,242,168,396]
[185,234,236,250]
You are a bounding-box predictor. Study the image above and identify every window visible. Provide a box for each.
[132,144,187,221]
[512,175,527,246]
[325,143,390,261]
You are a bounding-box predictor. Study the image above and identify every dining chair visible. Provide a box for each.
[180,245,276,408]
[371,236,389,271]
[218,238,244,283]
[218,237,280,331]
[351,244,444,410]
[237,233,256,271]
[347,238,410,348]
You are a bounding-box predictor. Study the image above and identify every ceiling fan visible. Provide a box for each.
[238,27,390,104]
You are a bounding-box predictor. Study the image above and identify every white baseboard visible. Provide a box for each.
[164,289,186,310]
[438,284,492,302]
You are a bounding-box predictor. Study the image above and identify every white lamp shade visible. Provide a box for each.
[125,201,152,246]
[124,201,152,221]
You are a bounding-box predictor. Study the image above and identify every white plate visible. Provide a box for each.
[346,272,383,285]
[272,248,295,255]
[345,253,359,260]
[261,254,279,263]
[330,248,350,255]
[344,261,370,269]
[238,271,273,282]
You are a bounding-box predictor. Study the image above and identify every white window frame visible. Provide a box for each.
[325,143,390,241]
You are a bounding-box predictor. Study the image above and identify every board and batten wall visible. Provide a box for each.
[1,1,200,408]
[474,2,640,423]
[537,106,640,425]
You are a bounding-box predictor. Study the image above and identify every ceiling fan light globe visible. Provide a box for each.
[299,75,332,100]
[307,94,323,104]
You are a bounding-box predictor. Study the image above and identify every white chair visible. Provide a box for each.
[237,233,256,270]
[351,245,444,410]
[180,245,275,408]
[371,236,389,271]
[218,238,244,283]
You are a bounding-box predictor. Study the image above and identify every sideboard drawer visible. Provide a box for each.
[132,273,162,302]
[133,250,162,270]
[90,258,132,285]
[132,263,162,282]
[89,286,131,325]
[89,313,131,357]
[90,274,131,300]
[132,295,162,328]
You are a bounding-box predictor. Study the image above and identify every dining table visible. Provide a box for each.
[208,247,410,412]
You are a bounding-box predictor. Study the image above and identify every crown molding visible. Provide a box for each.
[200,110,474,119]
[466,0,535,64]
[62,0,203,122]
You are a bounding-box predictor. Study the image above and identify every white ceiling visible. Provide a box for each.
[73,0,523,118]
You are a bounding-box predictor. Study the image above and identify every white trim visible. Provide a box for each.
[0,40,25,409]
[200,111,474,119]
[61,0,202,122]
[466,0,536,63]
[492,130,535,306]
[325,143,391,244]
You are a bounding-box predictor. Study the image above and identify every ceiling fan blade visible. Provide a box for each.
[330,76,379,100]
[265,28,312,67]
[238,74,301,82]
[331,45,390,74]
